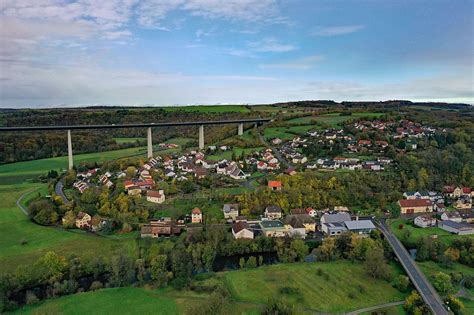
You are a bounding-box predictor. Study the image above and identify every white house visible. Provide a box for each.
[414,215,437,228]
[440,211,463,223]
[232,221,254,239]
[146,190,165,204]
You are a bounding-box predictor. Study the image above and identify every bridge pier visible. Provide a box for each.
[199,125,204,150]
[67,129,73,170]
[147,127,153,158]
[238,123,243,136]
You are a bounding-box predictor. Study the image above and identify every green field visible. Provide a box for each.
[0,146,150,184]
[418,260,474,294]
[15,261,408,315]
[287,112,385,126]
[222,261,406,313]
[388,218,474,247]
[162,105,250,113]
[113,137,146,144]
[263,127,297,140]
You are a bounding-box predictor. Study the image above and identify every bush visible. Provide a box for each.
[348,292,356,299]
[463,275,474,289]
[90,280,103,291]
[316,268,323,276]
[25,291,39,305]
[393,275,410,292]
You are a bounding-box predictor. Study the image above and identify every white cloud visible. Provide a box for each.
[248,37,297,52]
[311,25,364,36]
[260,55,324,70]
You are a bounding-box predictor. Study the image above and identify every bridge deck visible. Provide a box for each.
[0,118,271,131]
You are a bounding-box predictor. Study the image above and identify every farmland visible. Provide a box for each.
[162,105,251,113]
[221,261,407,313]
[13,261,408,314]
[286,112,385,126]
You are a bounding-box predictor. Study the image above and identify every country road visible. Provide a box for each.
[257,131,293,169]
[377,220,448,315]
[16,189,37,216]
[55,180,70,204]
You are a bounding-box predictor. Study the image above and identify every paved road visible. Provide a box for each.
[16,189,37,216]
[347,301,404,315]
[257,131,293,169]
[55,180,70,204]
[377,220,448,315]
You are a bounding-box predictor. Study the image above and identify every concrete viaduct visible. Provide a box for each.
[0,118,270,170]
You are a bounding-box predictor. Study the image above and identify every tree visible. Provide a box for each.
[150,255,168,288]
[290,239,308,262]
[404,290,428,315]
[239,257,245,269]
[393,275,410,292]
[246,256,257,268]
[314,237,337,261]
[35,251,68,282]
[109,254,134,287]
[262,297,293,315]
[433,272,453,295]
[364,246,392,280]
[62,210,76,228]
[445,295,464,315]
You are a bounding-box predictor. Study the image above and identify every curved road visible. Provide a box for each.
[377,220,448,315]
[55,180,70,204]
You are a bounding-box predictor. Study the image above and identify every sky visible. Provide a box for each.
[0,0,472,108]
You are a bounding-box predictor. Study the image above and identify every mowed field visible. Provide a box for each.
[0,146,150,185]
[287,112,385,126]
[222,261,407,313]
[162,105,250,113]
[0,146,156,273]
[13,262,408,315]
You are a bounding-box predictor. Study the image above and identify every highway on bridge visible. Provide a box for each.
[377,220,448,315]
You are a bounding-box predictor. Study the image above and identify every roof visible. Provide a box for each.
[344,220,376,230]
[439,220,474,231]
[147,190,163,198]
[223,204,239,213]
[322,212,351,224]
[192,208,201,215]
[283,214,315,227]
[462,187,472,193]
[443,211,461,218]
[399,199,433,208]
[290,208,306,215]
[458,209,474,219]
[260,220,284,229]
[265,205,282,213]
[268,180,282,188]
[232,221,251,233]
[77,211,90,219]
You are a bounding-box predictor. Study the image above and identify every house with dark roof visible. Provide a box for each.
[232,221,254,239]
[259,220,289,237]
[223,204,239,220]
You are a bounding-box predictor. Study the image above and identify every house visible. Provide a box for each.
[127,185,142,196]
[257,161,267,170]
[146,190,165,204]
[264,205,282,219]
[440,211,463,223]
[232,221,254,239]
[458,209,474,223]
[140,219,182,238]
[333,206,349,212]
[259,220,289,237]
[283,214,316,233]
[398,199,433,214]
[438,221,474,235]
[76,211,91,229]
[320,212,351,235]
[227,164,248,180]
[285,168,297,176]
[414,214,437,228]
[223,204,239,220]
[272,138,282,145]
[344,220,376,235]
[268,180,282,191]
[305,207,317,217]
[191,208,202,223]
[194,167,208,179]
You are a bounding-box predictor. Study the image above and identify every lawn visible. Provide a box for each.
[0,146,150,184]
[388,218,474,247]
[263,127,297,140]
[12,286,263,315]
[223,261,407,313]
[286,112,385,126]
[418,260,474,293]
[0,183,136,274]
[162,105,250,113]
[113,137,146,144]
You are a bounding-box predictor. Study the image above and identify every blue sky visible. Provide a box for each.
[0,0,472,107]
